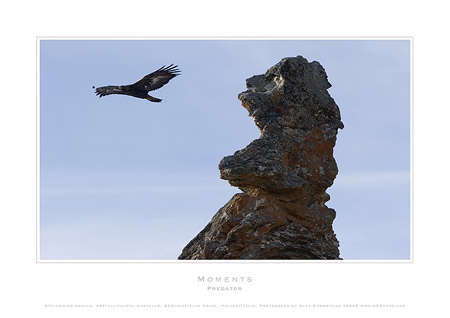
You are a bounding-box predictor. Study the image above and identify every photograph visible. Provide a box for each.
[38,39,411,261]
[3,1,450,316]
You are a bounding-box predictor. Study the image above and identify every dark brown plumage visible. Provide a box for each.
[94,64,180,102]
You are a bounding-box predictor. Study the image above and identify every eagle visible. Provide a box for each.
[94,64,180,102]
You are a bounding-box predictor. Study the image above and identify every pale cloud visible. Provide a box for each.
[39,215,207,260]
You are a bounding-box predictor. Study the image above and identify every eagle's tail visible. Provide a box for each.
[95,85,122,98]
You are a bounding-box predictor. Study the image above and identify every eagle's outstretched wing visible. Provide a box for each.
[95,85,126,97]
[132,64,181,92]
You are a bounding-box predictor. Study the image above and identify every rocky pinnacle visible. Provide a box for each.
[179,56,344,260]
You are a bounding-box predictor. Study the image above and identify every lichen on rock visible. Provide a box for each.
[179,56,344,260]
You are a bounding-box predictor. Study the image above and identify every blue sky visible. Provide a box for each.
[39,39,411,260]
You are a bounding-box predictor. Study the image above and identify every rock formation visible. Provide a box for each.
[179,56,344,260]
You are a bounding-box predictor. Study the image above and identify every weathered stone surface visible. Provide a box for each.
[179,56,343,260]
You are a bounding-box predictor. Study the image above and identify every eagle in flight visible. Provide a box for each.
[94,64,180,102]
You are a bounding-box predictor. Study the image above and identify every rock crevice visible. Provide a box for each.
[179,56,343,260]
